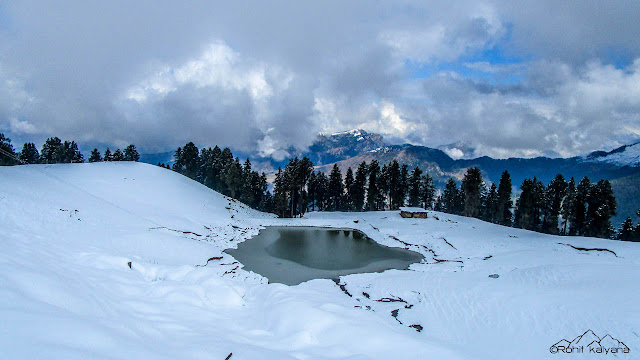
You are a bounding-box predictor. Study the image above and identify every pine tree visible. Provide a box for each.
[316,171,329,211]
[103,148,113,161]
[617,217,636,241]
[482,183,499,223]
[256,173,270,211]
[88,148,102,162]
[387,160,402,210]
[420,173,436,210]
[343,167,354,211]
[224,158,244,199]
[295,157,314,216]
[514,177,545,231]
[56,140,81,163]
[542,174,567,234]
[328,164,344,211]
[407,166,423,207]
[19,142,40,164]
[561,177,576,234]
[352,161,368,211]
[367,160,380,211]
[399,164,409,208]
[240,159,254,206]
[379,163,390,209]
[585,179,617,238]
[218,148,234,189]
[173,142,200,179]
[497,170,513,226]
[72,142,84,163]
[112,149,125,161]
[461,167,484,218]
[0,133,17,165]
[442,178,463,215]
[40,137,63,164]
[573,177,592,236]
[248,172,265,210]
[261,190,274,214]
[279,157,313,217]
[198,147,214,187]
[124,144,140,161]
[307,172,318,211]
[273,168,289,218]
[434,195,444,211]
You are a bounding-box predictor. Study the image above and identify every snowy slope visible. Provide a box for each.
[586,142,640,167]
[0,163,463,359]
[1,162,639,359]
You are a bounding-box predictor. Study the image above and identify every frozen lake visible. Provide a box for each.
[225,226,424,285]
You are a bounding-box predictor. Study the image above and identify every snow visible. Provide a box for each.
[589,142,640,167]
[330,129,363,137]
[2,162,639,359]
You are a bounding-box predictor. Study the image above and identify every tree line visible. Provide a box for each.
[268,156,626,240]
[1,133,635,241]
[0,133,140,165]
[166,142,272,212]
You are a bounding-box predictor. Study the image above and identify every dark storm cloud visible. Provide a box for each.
[1,0,639,158]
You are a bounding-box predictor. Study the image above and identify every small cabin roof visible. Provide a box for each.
[399,207,428,213]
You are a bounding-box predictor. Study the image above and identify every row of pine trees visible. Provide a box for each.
[0,134,139,165]
[168,142,271,212]
[270,157,624,240]
[436,170,618,239]
[1,133,635,241]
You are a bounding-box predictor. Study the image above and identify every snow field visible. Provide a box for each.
[1,162,638,359]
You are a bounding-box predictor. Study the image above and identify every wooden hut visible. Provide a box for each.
[399,207,428,219]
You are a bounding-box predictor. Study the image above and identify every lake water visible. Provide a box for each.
[225,226,424,285]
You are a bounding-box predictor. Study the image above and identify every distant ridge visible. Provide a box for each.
[584,141,640,167]
[138,130,640,225]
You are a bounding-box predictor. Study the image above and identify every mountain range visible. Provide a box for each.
[140,129,640,227]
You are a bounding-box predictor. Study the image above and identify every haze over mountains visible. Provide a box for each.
[140,129,640,226]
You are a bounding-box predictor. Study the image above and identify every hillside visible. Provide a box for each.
[585,141,640,167]
[2,162,638,359]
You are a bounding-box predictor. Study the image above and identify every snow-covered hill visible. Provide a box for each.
[585,141,640,167]
[1,162,639,359]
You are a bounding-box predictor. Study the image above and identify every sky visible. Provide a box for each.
[1,1,640,160]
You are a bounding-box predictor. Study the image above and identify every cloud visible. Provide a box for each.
[117,41,311,154]
[498,0,640,64]
[381,4,504,63]
[400,58,640,158]
[0,0,639,159]
[443,147,465,160]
